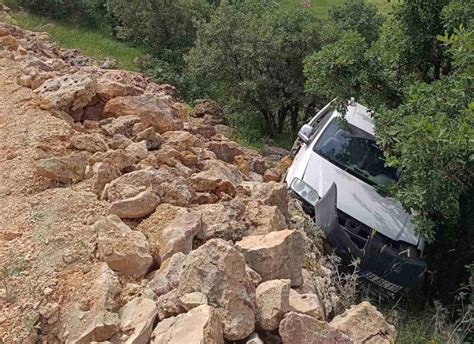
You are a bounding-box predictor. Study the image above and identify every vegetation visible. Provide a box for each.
[187,2,327,137]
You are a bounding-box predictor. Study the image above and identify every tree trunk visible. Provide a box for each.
[290,106,299,142]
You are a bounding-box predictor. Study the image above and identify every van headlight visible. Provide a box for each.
[291,178,319,206]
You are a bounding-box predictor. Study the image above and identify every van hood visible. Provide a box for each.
[303,153,420,246]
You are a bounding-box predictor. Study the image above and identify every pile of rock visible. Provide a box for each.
[0,19,397,344]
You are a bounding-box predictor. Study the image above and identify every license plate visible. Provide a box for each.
[363,271,403,294]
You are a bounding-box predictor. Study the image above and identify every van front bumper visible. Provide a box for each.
[310,182,426,294]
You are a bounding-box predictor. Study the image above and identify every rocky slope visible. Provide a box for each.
[0,6,396,343]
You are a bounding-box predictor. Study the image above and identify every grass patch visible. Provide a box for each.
[5,10,143,70]
[278,0,396,17]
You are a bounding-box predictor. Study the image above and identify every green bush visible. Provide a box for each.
[17,0,107,26]
[106,0,214,53]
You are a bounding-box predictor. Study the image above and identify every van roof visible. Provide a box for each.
[336,102,375,136]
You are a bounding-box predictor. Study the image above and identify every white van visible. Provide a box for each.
[286,100,426,293]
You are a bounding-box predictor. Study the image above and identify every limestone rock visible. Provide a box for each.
[179,292,208,311]
[192,99,225,125]
[137,204,201,261]
[145,83,181,102]
[262,168,281,182]
[156,289,186,321]
[103,115,141,138]
[125,140,148,160]
[64,265,122,343]
[135,127,162,150]
[92,263,122,311]
[288,289,324,320]
[196,199,249,241]
[95,215,153,278]
[97,77,129,101]
[71,133,108,153]
[120,297,158,344]
[279,312,353,344]
[178,239,256,340]
[90,162,121,196]
[255,279,290,330]
[206,141,244,163]
[36,73,97,113]
[162,130,201,152]
[330,301,397,344]
[90,149,137,172]
[236,230,305,286]
[105,167,164,202]
[246,201,287,235]
[190,159,243,196]
[246,265,262,288]
[151,305,224,344]
[0,33,18,51]
[107,134,133,150]
[109,189,160,219]
[65,310,120,344]
[36,152,88,183]
[238,181,289,217]
[147,253,186,297]
[103,94,183,133]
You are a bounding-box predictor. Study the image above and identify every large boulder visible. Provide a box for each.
[95,215,153,278]
[103,94,183,133]
[151,305,224,344]
[105,167,164,203]
[36,152,89,183]
[238,181,288,217]
[36,73,97,114]
[206,141,244,163]
[65,310,120,344]
[255,279,290,330]
[109,188,160,219]
[195,199,250,241]
[97,76,136,101]
[125,140,148,160]
[329,301,397,344]
[245,201,287,235]
[236,230,305,286]
[178,239,256,341]
[103,115,141,138]
[120,297,158,344]
[162,130,202,152]
[190,159,243,196]
[279,312,353,344]
[137,204,201,262]
[192,99,225,125]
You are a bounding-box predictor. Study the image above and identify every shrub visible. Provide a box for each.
[17,0,107,26]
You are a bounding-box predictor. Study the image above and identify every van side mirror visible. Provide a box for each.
[298,124,314,144]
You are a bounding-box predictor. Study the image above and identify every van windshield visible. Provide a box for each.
[313,119,399,186]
